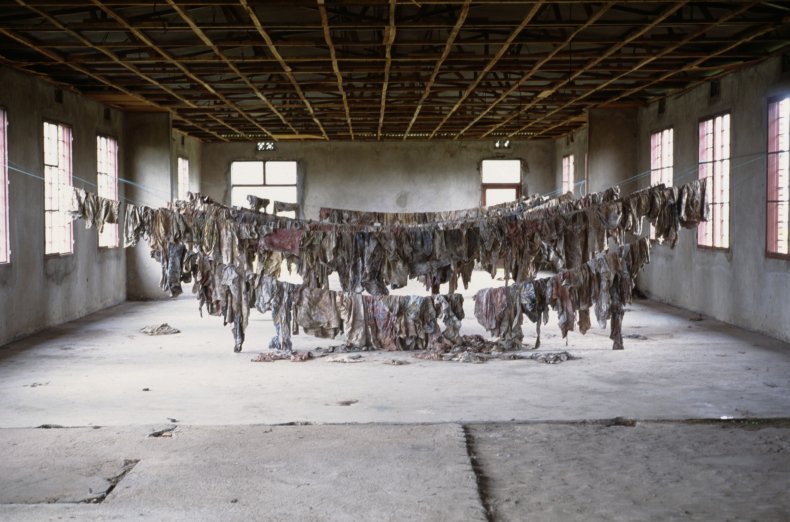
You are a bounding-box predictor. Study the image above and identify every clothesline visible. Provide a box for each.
[107,173,708,352]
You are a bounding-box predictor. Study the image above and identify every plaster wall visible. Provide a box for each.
[0,66,126,346]
[201,140,555,219]
[554,127,588,196]
[124,113,172,300]
[171,130,202,198]
[636,55,790,343]
[588,107,638,194]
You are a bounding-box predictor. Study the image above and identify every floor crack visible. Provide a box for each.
[462,424,495,522]
[81,459,139,504]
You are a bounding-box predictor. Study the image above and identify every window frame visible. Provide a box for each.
[229,160,299,214]
[97,134,119,249]
[0,107,8,264]
[480,158,522,207]
[43,119,73,256]
[696,111,731,252]
[649,127,674,240]
[176,156,189,202]
[650,126,674,187]
[561,154,574,195]
[766,95,790,259]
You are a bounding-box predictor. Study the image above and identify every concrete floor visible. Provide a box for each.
[1,273,789,520]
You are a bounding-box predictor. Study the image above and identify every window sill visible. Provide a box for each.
[765,251,790,261]
[696,244,730,253]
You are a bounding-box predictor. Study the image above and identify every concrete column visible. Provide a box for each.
[587,107,638,194]
[124,112,172,300]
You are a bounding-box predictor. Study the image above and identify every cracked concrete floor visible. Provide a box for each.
[1,274,789,520]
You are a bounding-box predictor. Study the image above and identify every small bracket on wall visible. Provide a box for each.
[256,141,276,152]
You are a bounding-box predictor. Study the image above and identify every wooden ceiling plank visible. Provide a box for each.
[14,1,207,113]
[239,0,328,140]
[165,0,293,139]
[402,0,469,140]
[0,24,227,141]
[318,0,354,139]
[462,0,682,140]
[509,0,766,138]
[533,17,786,138]
[376,0,396,140]
[90,0,256,139]
[427,0,545,139]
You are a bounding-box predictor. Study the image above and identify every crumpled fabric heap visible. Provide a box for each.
[254,276,464,352]
[66,187,119,232]
[473,237,651,350]
[66,177,706,353]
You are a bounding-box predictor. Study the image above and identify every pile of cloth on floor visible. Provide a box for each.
[65,177,708,353]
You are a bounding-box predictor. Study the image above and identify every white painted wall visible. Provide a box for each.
[201,140,556,220]
[636,56,790,343]
[0,66,126,346]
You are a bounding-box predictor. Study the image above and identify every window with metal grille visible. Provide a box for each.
[177,156,189,201]
[650,128,673,239]
[97,135,119,248]
[562,154,574,195]
[768,97,790,257]
[697,114,730,249]
[230,161,298,217]
[480,159,521,206]
[44,121,73,255]
[0,108,8,264]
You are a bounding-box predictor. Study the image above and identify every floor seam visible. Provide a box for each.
[462,424,495,522]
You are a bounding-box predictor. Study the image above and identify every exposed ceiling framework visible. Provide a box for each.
[0,1,788,142]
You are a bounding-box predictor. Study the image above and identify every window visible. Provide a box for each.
[698,113,730,249]
[97,136,119,248]
[481,159,521,206]
[0,108,8,263]
[650,128,674,239]
[768,97,790,256]
[231,161,298,217]
[650,128,673,187]
[44,121,73,255]
[562,154,574,194]
[177,156,189,201]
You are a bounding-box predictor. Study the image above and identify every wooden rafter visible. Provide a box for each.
[0,25,227,142]
[13,0,234,140]
[466,0,682,140]
[0,1,786,141]
[513,0,766,138]
[534,18,787,138]
[317,0,354,139]
[239,0,328,140]
[89,0,262,140]
[377,0,396,140]
[402,0,470,140]
[166,0,298,138]
[428,0,545,139]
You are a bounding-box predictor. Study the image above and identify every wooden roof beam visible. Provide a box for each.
[462,0,681,140]
[317,0,353,139]
[90,0,259,140]
[428,0,544,139]
[376,0,396,140]
[165,0,297,138]
[533,17,788,138]
[13,0,230,136]
[403,0,469,140]
[0,25,227,141]
[239,0,328,140]
[510,0,766,138]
